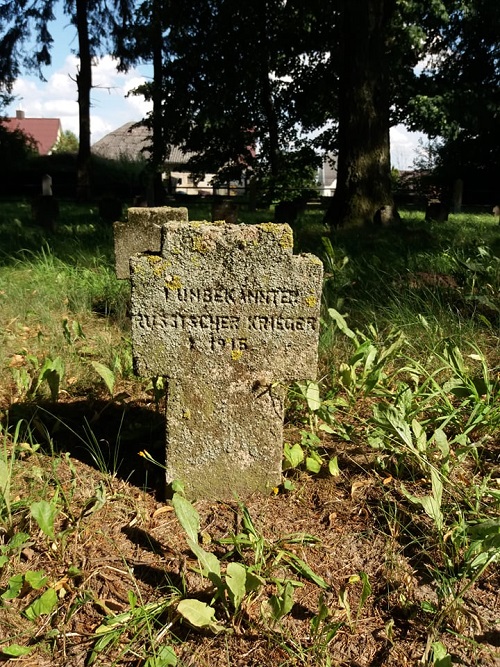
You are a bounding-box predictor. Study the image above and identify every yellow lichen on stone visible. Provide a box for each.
[183,408,191,420]
[146,255,169,277]
[212,220,226,226]
[165,274,182,289]
[258,222,275,233]
[192,235,212,253]
[231,349,243,361]
[278,227,293,249]
[131,263,144,275]
[305,294,317,308]
[257,222,293,249]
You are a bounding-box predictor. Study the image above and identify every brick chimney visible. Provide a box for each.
[16,110,26,119]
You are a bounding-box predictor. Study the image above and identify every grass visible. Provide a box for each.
[0,197,499,666]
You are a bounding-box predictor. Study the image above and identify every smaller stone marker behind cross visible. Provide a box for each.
[130,220,323,499]
[114,206,188,279]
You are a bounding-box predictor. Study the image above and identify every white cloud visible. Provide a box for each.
[44,99,78,116]
[93,55,123,88]
[6,54,152,142]
[390,125,425,170]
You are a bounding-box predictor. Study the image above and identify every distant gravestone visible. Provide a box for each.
[373,204,401,226]
[425,199,449,222]
[99,195,123,223]
[114,206,188,279]
[42,174,52,196]
[32,174,58,232]
[274,197,308,226]
[451,178,463,214]
[212,198,239,224]
[130,220,323,498]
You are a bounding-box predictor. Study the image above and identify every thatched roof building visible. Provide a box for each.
[91,121,195,167]
[92,121,248,196]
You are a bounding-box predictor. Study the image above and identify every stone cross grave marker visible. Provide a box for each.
[114,206,188,279]
[130,220,323,499]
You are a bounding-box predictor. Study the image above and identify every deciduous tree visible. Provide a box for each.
[146,0,332,199]
[117,0,172,205]
[324,0,396,227]
[53,129,79,153]
[411,0,500,202]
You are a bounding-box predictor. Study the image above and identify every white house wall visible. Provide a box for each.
[170,171,246,196]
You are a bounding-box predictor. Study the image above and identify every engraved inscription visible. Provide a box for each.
[211,337,248,352]
[133,312,317,336]
[168,287,300,307]
[134,313,240,332]
[247,315,317,332]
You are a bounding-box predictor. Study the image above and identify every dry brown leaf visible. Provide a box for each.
[351,479,373,499]
[9,354,25,367]
[152,506,174,519]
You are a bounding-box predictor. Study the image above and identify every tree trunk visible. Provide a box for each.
[147,0,167,206]
[326,0,395,227]
[75,0,92,202]
[260,68,281,198]
[259,11,281,201]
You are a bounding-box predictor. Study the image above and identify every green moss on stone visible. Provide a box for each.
[279,228,293,249]
[257,222,275,233]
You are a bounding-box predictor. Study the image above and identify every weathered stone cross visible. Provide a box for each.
[120,211,323,498]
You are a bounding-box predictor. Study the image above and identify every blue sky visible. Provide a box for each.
[5,6,153,143]
[4,7,422,167]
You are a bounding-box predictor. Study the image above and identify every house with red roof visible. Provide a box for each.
[1,110,62,155]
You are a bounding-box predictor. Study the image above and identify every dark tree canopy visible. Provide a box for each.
[129,0,336,199]
[410,0,500,201]
[0,123,37,167]
[140,0,495,225]
[1,0,497,213]
[0,0,54,103]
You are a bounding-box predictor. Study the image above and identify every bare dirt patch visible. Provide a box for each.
[0,398,498,666]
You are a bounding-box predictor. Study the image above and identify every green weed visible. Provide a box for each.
[1,202,499,665]
[338,571,372,633]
